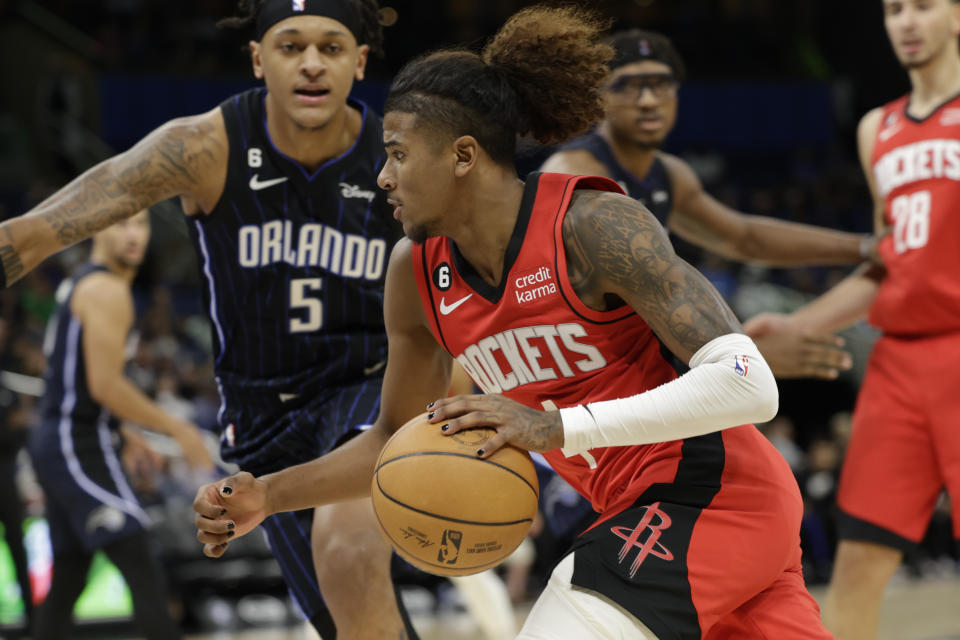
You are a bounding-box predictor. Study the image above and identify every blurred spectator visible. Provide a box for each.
[762,416,805,474]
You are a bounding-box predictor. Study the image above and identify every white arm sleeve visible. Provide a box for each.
[559,333,778,455]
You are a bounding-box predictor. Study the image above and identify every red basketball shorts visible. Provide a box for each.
[838,332,960,550]
[546,426,833,639]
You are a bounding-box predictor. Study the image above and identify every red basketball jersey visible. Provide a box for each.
[869,94,960,335]
[411,173,724,518]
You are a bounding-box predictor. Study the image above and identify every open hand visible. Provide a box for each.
[744,313,852,380]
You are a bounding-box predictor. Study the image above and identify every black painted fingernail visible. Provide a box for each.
[227,531,235,538]
[427,401,435,409]
[220,508,227,516]
[477,449,484,457]
[222,486,233,495]
[227,522,235,530]
[428,411,435,420]
[220,542,229,549]
[441,424,448,431]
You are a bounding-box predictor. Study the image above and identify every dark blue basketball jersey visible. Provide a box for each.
[31,262,150,551]
[192,88,400,464]
[557,130,674,224]
[37,263,118,433]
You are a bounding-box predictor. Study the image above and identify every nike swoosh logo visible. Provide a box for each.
[878,125,903,142]
[249,174,289,191]
[363,360,386,376]
[439,294,473,315]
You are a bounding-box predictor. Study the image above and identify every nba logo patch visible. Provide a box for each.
[734,355,749,377]
[292,0,305,11]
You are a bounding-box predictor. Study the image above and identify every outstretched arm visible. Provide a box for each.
[0,110,226,287]
[542,149,852,379]
[662,154,874,266]
[745,108,887,339]
[193,238,454,556]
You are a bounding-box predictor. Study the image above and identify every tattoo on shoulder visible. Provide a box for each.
[41,117,223,246]
[562,191,740,353]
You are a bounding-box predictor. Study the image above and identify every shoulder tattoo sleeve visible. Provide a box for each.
[562,191,741,358]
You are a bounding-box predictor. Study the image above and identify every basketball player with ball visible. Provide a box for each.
[194,6,833,638]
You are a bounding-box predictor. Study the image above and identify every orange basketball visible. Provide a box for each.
[371,413,539,576]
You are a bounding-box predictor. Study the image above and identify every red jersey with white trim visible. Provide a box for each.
[411,172,732,518]
[869,93,960,336]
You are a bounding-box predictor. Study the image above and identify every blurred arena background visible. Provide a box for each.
[0,0,957,638]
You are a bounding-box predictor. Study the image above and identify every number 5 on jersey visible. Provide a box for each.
[290,278,323,333]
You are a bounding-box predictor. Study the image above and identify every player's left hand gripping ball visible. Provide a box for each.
[428,394,564,458]
[193,471,270,557]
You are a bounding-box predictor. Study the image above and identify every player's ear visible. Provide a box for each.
[452,136,479,178]
[355,44,370,82]
[250,41,264,79]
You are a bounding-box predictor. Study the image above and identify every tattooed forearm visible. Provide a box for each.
[563,191,741,356]
[41,164,141,246]
[0,113,225,286]
[0,228,23,284]
[40,116,222,246]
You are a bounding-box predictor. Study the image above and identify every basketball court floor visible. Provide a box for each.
[179,574,960,640]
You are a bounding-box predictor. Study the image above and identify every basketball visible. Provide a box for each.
[371,413,539,577]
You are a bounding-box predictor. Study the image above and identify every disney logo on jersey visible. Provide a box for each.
[514,266,557,305]
[455,322,606,394]
[237,220,388,281]
[873,138,960,197]
[339,182,376,202]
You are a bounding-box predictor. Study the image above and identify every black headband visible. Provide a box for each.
[256,0,361,41]
[612,38,662,69]
[606,32,686,82]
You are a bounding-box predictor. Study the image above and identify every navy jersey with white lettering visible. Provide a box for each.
[37,263,117,433]
[31,263,150,553]
[192,88,401,463]
[557,131,673,224]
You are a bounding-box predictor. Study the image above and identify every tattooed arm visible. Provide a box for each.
[543,189,777,452]
[431,189,777,456]
[0,109,227,286]
[563,189,741,362]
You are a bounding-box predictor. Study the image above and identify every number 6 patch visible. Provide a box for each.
[433,263,452,291]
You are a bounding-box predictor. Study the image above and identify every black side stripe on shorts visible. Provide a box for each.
[569,432,725,640]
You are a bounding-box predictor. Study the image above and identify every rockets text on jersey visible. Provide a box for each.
[869,94,960,336]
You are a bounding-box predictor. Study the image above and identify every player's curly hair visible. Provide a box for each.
[383,5,613,166]
[218,0,386,57]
